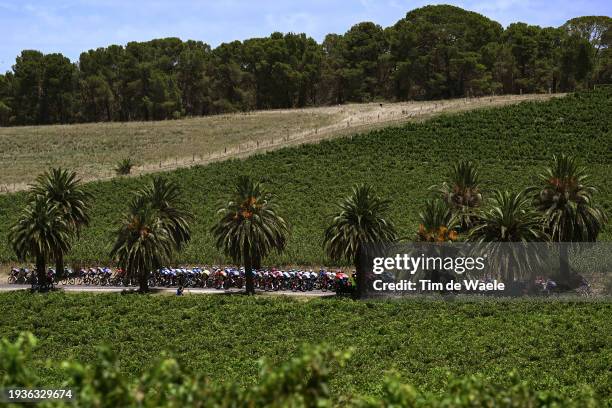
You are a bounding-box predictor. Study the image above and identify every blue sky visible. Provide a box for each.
[1,0,610,73]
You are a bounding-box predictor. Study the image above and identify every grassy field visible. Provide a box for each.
[0,94,558,190]
[0,292,609,403]
[0,90,609,265]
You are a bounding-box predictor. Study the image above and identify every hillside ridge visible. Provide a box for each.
[0,93,561,192]
[0,89,608,265]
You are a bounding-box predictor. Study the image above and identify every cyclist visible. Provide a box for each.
[43,268,55,290]
[545,278,557,294]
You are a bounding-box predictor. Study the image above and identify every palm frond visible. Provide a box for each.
[430,160,482,231]
[9,196,72,263]
[323,184,397,264]
[137,176,193,250]
[468,190,549,282]
[30,167,92,231]
[417,198,460,242]
[211,176,289,265]
[532,154,607,242]
[110,176,192,291]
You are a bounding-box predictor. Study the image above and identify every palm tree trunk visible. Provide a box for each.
[245,255,255,295]
[55,252,64,280]
[138,268,149,293]
[354,245,367,299]
[559,242,570,285]
[355,260,367,299]
[36,255,46,290]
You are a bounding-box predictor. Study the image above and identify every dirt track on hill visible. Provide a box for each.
[0,93,563,192]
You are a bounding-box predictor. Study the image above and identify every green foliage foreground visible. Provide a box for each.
[0,292,610,406]
[0,334,602,408]
[0,89,610,265]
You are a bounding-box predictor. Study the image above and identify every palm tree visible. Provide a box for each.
[111,177,192,292]
[323,184,397,298]
[9,196,71,290]
[137,177,192,251]
[30,168,92,278]
[211,176,289,295]
[110,197,173,292]
[432,160,482,231]
[531,154,608,281]
[415,198,460,285]
[416,198,459,242]
[468,190,549,282]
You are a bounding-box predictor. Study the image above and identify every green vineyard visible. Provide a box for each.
[0,292,610,404]
[0,89,610,265]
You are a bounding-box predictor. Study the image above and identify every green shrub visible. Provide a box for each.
[115,158,135,176]
[0,332,37,388]
[0,333,601,407]
[358,372,599,407]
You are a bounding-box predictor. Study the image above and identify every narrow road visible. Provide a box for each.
[0,284,336,297]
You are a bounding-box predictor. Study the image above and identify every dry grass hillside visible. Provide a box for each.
[0,93,562,191]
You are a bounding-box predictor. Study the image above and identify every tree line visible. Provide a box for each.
[0,6,610,126]
[10,154,607,295]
